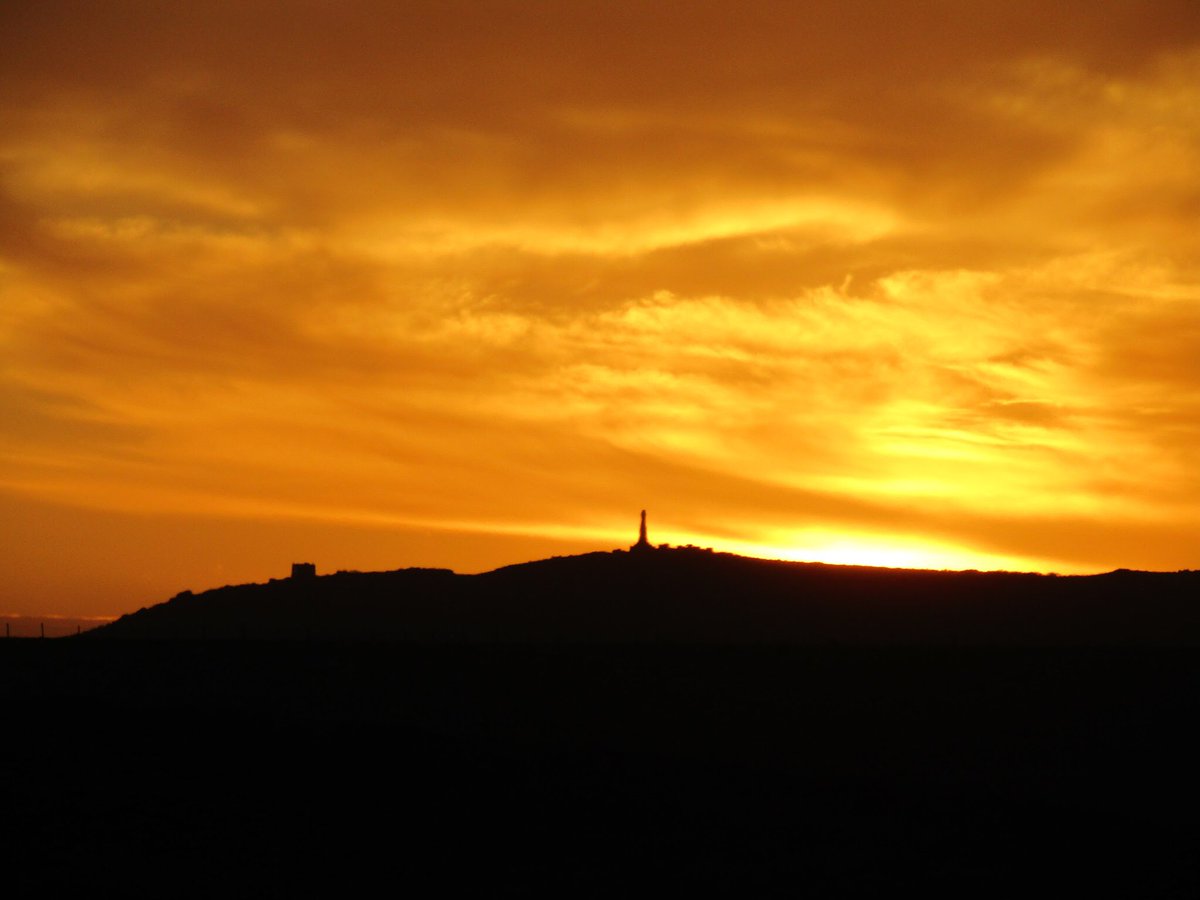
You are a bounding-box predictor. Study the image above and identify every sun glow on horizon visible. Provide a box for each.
[690,535,1084,575]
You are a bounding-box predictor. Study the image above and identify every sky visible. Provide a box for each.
[2,1,1199,617]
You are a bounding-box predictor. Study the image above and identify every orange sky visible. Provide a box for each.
[2,1,1199,617]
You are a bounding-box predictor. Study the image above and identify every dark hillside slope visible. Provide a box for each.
[7,639,1200,893]
[89,548,1200,644]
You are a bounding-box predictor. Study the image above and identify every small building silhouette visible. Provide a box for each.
[291,562,317,579]
[630,510,655,553]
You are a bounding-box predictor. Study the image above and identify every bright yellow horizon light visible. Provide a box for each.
[650,530,1088,575]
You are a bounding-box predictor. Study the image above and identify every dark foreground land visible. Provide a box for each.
[4,640,1199,895]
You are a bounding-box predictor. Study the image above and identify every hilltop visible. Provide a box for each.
[88,546,1200,644]
[15,542,1200,893]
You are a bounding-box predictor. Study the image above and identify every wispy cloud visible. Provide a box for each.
[2,1,1198,612]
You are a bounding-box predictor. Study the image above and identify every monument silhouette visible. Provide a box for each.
[630,509,654,553]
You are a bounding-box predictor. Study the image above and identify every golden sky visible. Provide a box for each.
[2,1,1199,616]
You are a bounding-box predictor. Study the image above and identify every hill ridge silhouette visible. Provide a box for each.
[88,545,1200,644]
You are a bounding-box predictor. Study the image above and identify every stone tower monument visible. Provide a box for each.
[630,509,653,553]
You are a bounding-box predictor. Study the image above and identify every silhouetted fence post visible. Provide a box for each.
[5,622,9,638]
[40,622,45,639]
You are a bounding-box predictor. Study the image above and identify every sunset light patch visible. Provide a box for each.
[710,532,1069,575]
